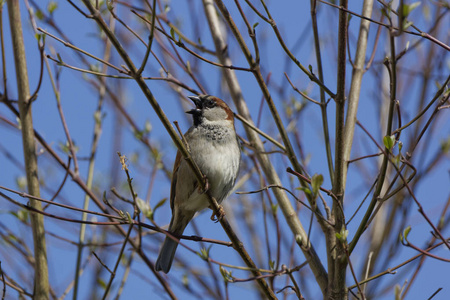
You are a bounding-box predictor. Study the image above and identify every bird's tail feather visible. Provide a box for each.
[155,236,179,273]
[155,212,194,273]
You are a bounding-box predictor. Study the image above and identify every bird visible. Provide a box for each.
[155,95,241,273]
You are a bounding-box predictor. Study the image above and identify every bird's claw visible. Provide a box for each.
[210,206,225,223]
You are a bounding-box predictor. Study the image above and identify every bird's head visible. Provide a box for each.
[187,95,234,126]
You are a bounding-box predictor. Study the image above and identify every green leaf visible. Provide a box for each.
[144,120,152,133]
[399,225,411,244]
[296,186,312,196]
[126,212,133,223]
[106,0,114,11]
[97,0,105,9]
[134,129,144,140]
[148,198,167,220]
[381,7,390,18]
[153,198,167,211]
[403,225,411,239]
[383,135,395,150]
[16,176,27,191]
[186,60,191,73]
[56,53,62,62]
[35,9,44,20]
[293,98,303,112]
[47,1,58,14]
[271,203,278,215]
[182,274,189,287]
[341,228,348,240]
[198,245,212,260]
[253,22,259,30]
[7,233,18,242]
[219,266,233,282]
[164,4,171,14]
[136,197,151,219]
[18,210,29,222]
[402,20,414,30]
[269,260,275,270]
[35,33,42,42]
[401,1,421,17]
[170,27,175,40]
[97,278,106,290]
[58,140,79,154]
[311,174,324,196]
[59,141,69,154]
[335,225,348,242]
[89,63,101,73]
[440,137,450,153]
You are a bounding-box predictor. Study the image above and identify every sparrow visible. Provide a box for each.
[155,95,241,273]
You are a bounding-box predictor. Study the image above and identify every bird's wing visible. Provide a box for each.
[170,150,182,211]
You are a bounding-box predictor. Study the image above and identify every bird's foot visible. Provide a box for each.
[210,206,225,223]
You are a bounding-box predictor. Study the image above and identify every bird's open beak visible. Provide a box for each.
[186,96,202,115]
[188,96,202,108]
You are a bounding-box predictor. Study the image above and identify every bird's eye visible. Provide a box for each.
[206,99,215,108]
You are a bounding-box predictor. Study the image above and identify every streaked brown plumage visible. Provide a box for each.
[155,95,240,273]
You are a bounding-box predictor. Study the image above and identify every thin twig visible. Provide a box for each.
[234,113,286,151]
[136,0,156,75]
[284,73,321,105]
[37,28,126,73]
[92,251,114,274]
[318,0,450,51]
[237,184,333,226]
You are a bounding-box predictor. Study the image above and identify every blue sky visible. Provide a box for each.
[0,0,449,299]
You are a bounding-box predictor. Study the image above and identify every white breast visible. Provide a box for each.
[181,123,240,211]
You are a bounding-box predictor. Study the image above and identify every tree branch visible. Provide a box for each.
[7,0,49,298]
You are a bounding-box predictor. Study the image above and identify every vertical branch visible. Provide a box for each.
[333,0,348,200]
[245,0,332,233]
[341,0,374,288]
[342,0,374,185]
[206,0,328,295]
[309,1,336,291]
[331,0,349,299]
[310,0,334,183]
[348,19,398,255]
[6,0,49,298]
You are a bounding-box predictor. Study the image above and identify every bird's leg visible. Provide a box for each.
[210,205,225,223]
[198,175,209,194]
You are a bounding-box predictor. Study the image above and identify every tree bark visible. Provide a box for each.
[7,0,49,298]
